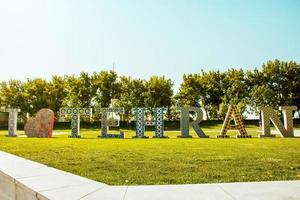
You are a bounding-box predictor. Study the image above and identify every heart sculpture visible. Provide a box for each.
[24,109,54,138]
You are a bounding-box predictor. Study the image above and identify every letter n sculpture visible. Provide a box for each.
[59,108,92,138]
[217,105,251,138]
[258,106,297,137]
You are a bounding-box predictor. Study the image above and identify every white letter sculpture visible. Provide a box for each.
[259,106,298,138]
[98,107,125,138]
[153,107,168,138]
[59,108,92,138]
[132,107,148,138]
[5,108,21,137]
[178,107,209,138]
[132,107,168,138]
[217,105,251,138]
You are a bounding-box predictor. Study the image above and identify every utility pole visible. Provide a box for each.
[111,62,115,107]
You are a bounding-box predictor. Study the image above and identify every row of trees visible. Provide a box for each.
[176,60,300,119]
[0,71,173,121]
[0,59,299,121]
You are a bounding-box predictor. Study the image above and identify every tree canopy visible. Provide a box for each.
[0,59,299,121]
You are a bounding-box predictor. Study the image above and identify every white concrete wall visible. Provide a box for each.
[0,151,106,200]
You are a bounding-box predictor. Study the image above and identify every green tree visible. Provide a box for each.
[290,61,300,111]
[23,78,49,115]
[64,72,93,108]
[249,85,279,113]
[176,71,224,119]
[261,60,297,106]
[175,74,202,107]
[115,76,147,121]
[220,69,247,118]
[91,71,120,108]
[0,80,27,119]
[199,71,224,119]
[145,76,173,109]
[246,60,300,117]
[46,75,68,118]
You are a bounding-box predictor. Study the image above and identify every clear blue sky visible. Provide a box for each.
[0,0,299,90]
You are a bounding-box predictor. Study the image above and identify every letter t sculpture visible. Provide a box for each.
[59,108,92,138]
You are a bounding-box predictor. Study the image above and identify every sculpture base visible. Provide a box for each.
[153,136,169,138]
[199,135,210,138]
[69,135,81,138]
[217,135,230,138]
[258,134,276,138]
[236,135,252,138]
[98,133,124,139]
[6,135,17,137]
[132,136,149,139]
[177,135,193,138]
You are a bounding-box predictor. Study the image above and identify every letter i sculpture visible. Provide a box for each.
[6,108,21,137]
[153,107,168,138]
[132,107,148,138]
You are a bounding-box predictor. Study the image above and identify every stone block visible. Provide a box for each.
[15,181,38,200]
[24,109,54,138]
[0,171,15,200]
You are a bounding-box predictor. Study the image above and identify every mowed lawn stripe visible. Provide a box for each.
[0,129,300,185]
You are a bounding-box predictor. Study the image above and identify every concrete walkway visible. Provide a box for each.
[79,181,300,200]
[0,151,299,200]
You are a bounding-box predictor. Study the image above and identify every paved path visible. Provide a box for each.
[0,150,299,200]
[81,181,300,200]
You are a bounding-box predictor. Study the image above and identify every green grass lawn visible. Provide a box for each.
[0,124,300,185]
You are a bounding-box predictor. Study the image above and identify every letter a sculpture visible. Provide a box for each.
[217,105,251,138]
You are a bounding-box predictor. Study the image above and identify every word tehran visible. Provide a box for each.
[4,105,298,139]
